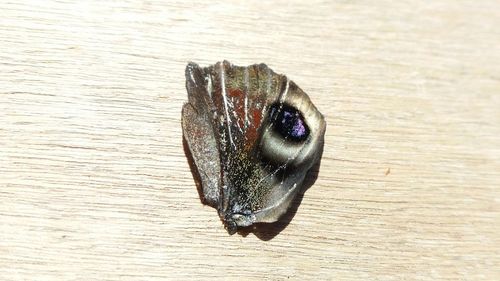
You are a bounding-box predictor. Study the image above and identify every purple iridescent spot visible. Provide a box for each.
[272,104,310,142]
[292,116,307,138]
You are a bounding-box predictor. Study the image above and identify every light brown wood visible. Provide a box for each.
[1,1,499,280]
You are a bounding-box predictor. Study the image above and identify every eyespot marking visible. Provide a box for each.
[269,103,310,142]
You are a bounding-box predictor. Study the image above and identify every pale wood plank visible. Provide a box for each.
[1,1,499,280]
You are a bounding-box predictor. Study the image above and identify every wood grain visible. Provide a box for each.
[1,1,499,280]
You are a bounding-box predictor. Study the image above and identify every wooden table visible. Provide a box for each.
[1,1,499,280]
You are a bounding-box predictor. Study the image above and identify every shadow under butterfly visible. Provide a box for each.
[182,61,326,236]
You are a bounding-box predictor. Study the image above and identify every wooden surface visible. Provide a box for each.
[1,1,499,280]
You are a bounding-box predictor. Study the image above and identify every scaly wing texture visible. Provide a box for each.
[183,61,326,233]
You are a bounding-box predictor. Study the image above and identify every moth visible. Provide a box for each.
[182,61,326,234]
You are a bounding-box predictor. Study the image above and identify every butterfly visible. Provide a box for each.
[182,61,326,234]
